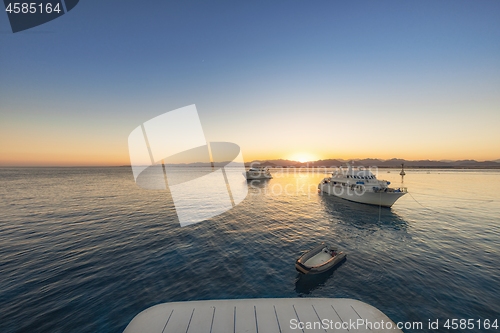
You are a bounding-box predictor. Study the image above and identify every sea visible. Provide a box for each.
[0,167,499,333]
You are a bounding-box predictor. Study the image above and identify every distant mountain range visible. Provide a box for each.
[126,158,500,169]
[245,158,500,168]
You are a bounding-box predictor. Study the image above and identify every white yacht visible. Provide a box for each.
[318,166,407,207]
[244,167,273,180]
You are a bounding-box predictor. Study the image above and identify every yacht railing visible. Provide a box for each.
[373,187,407,193]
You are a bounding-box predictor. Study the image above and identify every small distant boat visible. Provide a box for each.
[244,167,272,180]
[295,244,346,274]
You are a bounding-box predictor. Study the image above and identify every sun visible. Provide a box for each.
[289,153,317,163]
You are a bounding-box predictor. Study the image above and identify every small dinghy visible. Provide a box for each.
[295,244,346,274]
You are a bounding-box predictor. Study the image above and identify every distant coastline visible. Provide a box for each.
[3,158,500,169]
[245,158,500,169]
[115,158,500,169]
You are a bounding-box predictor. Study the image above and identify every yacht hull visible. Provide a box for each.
[319,183,406,207]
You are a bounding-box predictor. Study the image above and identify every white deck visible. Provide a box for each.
[124,298,403,333]
[304,252,332,266]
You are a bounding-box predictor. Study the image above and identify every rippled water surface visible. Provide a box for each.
[0,167,499,332]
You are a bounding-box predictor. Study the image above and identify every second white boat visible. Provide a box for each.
[244,167,273,180]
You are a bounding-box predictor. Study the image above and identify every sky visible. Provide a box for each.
[1,0,499,166]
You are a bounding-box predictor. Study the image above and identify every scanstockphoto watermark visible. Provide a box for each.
[3,0,80,33]
[128,105,248,227]
[248,164,381,198]
[290,318,424,331]
[248,179,320,197]
[249,163,380,179]
[290,318,500,331]
[248,180,370,198]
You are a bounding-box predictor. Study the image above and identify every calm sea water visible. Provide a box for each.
[0,167,499,332]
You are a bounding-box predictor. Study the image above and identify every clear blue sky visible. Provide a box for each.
[1,0,499,165]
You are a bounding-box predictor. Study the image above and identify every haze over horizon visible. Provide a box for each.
[1,1,499,166]
[2,156,499,168]
[250,157,500,164]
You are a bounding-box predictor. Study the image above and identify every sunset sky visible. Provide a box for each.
[1,1,499,166]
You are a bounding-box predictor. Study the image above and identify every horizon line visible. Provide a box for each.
[1,156,499,168]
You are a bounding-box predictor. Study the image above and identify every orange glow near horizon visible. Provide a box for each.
[1,131,499,166]
[0,151,129,167]
[287,153,320,163]
[2,146,500,166]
